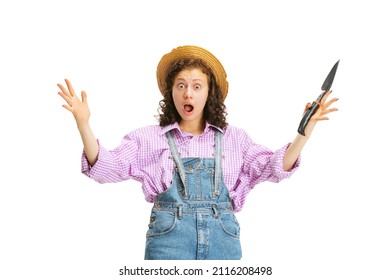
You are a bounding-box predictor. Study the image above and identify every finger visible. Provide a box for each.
[81,90,87,103]
[320,107,338,115]
[303,102,311,114]
[58,91,72,106]
[62,104,73,112]
[65,78,75,97]
[323,97,339,108]
[320,90,333,105]
[313,116,329,121]
[57,83,70,97]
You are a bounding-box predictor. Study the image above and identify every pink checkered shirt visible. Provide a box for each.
[81,122,300,212]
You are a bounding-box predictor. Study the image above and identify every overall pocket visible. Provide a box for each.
[146,210,177,238]
[218,213,240,238]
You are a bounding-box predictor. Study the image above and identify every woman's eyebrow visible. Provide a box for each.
[175,77,204,83]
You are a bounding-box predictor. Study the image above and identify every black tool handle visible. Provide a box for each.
[297,101,320,136]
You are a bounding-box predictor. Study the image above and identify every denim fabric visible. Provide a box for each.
[144,131,242,260]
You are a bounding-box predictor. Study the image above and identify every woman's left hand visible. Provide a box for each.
[303,90,338,137]
[284,90,339,170]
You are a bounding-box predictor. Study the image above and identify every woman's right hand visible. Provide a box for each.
[58,78,98,166]
[57,79,90,129]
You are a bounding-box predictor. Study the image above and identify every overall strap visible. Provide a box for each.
[214,130,223,196]
[166,131,187,193]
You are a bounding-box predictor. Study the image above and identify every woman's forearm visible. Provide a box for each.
[78,123,99,166]
[283,121,316,171]
[283,134,308,171]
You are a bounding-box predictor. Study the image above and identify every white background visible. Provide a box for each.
[1,0,389,279]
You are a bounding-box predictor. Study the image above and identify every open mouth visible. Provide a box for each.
[184,104,194,112]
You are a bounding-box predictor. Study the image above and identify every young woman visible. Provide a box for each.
[57,45,338,260]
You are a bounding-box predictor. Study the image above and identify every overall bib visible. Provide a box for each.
[144,130,242,260]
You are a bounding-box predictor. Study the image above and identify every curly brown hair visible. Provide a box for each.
[158,58,228,129]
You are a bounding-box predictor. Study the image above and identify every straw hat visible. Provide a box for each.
[156,45,229,100]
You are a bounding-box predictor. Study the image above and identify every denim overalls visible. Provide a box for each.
[144,130,242,260]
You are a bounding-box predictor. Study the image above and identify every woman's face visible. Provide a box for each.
[172,68,209,127]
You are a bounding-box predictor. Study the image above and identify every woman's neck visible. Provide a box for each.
[179,119,205,135]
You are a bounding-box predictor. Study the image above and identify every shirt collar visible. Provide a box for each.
[160,122,224,136]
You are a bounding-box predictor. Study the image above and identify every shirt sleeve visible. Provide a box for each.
[230,129,301,212]
[81,133,142,184]
[241,130,300,186]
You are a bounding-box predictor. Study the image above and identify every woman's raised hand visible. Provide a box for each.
[306,90,339,122]
[301,90,339,137]
[303,90,339,122]
[57,79,90,128]
[57,79,98,165]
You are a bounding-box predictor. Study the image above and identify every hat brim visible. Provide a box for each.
[156,45,228,100]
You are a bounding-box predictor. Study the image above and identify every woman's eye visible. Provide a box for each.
[194,85,201,90]
[178,83,185,89]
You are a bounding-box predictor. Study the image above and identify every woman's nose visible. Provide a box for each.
[184,88,193,99]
